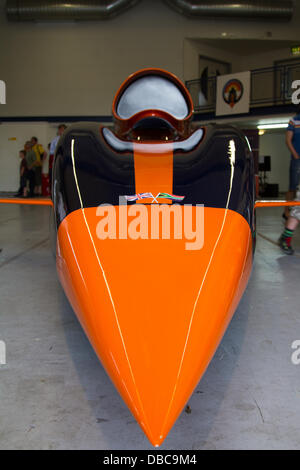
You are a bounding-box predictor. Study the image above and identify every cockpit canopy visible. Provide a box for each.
[116,75,189,120]
[112,68,194,140]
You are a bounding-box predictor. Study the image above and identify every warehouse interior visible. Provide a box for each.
[1,0,300,451]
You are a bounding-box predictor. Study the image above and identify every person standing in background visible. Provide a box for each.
[14,150,28,197]
[24,141,37,197]
[43,143,51,175]
[284,104,300,219]
[31,136,47,196]
[49,124,67,195]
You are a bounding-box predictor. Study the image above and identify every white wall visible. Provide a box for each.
[259,131,291,193]
[0,0,300,117]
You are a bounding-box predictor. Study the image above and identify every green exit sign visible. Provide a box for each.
[291,45,300,55]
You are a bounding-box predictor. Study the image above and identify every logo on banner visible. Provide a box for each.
[0,80,6,104]
[216,71,250,116]
[222,79,244,108]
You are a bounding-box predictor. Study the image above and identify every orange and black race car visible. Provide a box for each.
[0,68,298,446]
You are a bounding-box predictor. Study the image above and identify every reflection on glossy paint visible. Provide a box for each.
[160,138,237,435]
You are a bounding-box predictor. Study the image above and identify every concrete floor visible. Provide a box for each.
[0,203,300,450]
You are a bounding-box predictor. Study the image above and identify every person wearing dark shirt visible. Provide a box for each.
[24,141,37,197]
[14,150,28,197]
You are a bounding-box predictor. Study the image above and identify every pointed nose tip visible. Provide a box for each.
[130,392,187,447]
[142,427,166,448]
[146,433,164,448]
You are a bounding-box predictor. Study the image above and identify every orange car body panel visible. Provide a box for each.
[134,143,173,205]
[56,205,252,446]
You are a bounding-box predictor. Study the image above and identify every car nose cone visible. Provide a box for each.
[56,205,252,446]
